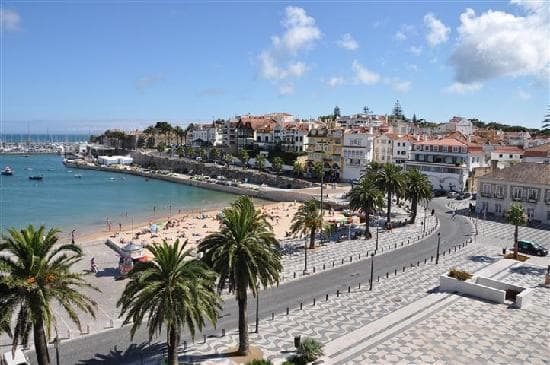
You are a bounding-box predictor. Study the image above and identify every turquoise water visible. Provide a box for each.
[0,154,237,237]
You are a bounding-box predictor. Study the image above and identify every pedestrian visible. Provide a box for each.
[71,229,76,244]
[451,209,457,220]
[431,209,435,216]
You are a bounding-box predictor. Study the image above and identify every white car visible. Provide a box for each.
[2,349,29,365]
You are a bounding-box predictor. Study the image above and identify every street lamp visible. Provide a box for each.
[369,253,375,291]
[255,281,260,334]
[435,232,441,264]
[423,204,428,234]
[54,327,60,365]
[375,211,380,252]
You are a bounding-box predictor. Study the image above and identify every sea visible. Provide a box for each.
[0,154,237,239]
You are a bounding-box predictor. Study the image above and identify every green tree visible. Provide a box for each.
[505,203,527,260]
[256,155,266,171]
[290,199,323,249]
[199,196,282,356]
[293,161,305,177]
[404,168,433,224]
[117,240,221,365]
[157,142,166,153]
[174,126,185,146]
[210,148,220,162]
[272,157,283,174]
[346,174,384,237]
[223,153,233,165]
[239,149,249,167]
[376,164,406,226]
[312,161,324,179]
[0,225,98,365]
[184,146,194,158]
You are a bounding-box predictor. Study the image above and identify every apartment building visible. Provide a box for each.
[489,146,523,169]
[282,123,311,152]
[188,124,222,148]
[476,163,550,224]
[306,125,343,180]
[342,128,374,181]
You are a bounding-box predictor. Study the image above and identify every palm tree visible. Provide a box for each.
[174,126,185,146]
[184,145,194,158]
[0,225,98,365]
[290,199,323,249]
[117,240,221,365]
[346,174,384,238]
[404,168,433,224]
[272,157,283,174]
[367,161,384,173]
[293,161,305,177]
[312,161,324,179]
[506,203,527,260]
[199,196,282,356]
[239,149,249,168]
[376,163,406,227]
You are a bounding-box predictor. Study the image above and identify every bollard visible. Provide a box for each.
[313,266,316,273]
[443,251,445,256]
[386,272,389,278]
[342,258,344,264]
[403,266,406,272]
[350,255,353,262]
[222,329,225,337]
[359,253,361,259]
[313,298,316,306]
[395,243,397,249]
[358,282,361,289]
[109,319,114,328]
[293,272,296,278]
[332,261,335,267]
[401,242,403,247]
[272,312,274,320]
[455,246,457,252]
[417,261,420,267]
[448,248,451,254]
[184,341,187,351]
[395,269,397,275]
[424,258,427,264]
[300,302,303,310]
[337,290,340,297]
[286,307,289,315]
[348,286,351,293]
[408,239,410,244]
[377,276,380,282]
[431,256,433,262]
[323,264,326,270]
[326,294,329,301]
[277,281,279,287]
[204,334,207,344]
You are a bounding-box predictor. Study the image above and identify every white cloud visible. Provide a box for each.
[384,77,412,92]
[258,6,321,92]
[278,83,295,96]
[517,87,531,100]
[444,82,483,94]
[135,73,164,91]
[409,45,423,56]
[449,3,550,84]
[393,24,415,41]
[336,33,359,50]
[327,76,345,87]
[0,8,21,32]
[352,60,380,85]
[424,13,450,47]
[405,63,419,72]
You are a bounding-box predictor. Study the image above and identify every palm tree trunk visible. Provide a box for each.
[365,209,371,238]
[309,228,316,249]
[386,192,392,226]
[410,196,418,224]
[33,318,50,365]
[237,288,249,356]
[513,225,519,260]
[167,325,178,365]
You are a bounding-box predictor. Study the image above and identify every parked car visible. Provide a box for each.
[433,189,446,197]
[447,191,457,198]
[518,240,548,256]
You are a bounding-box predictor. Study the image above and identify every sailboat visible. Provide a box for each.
[1,166,13,176]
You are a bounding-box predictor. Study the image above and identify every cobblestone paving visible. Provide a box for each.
[174,238,500,364]
[348,262,550,364]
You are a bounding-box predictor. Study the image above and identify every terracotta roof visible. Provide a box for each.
[479,163,550,185]
[493,146,523,154]
[415,138,466,147]
[524,142,550,157]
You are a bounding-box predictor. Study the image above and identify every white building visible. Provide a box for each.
[282,123,311,152]
[342,128,374,181]
[437,117,474,136]
[489,146,523,169]
[98,155,133,165]
[523,142,550,163]
[503,131,531,148]
[392,135,415,165]
[476,163,550,224]
[189,124,222,147]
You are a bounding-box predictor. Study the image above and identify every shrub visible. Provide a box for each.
[297,337,324,363]
[504,253,529,262]
[448,267,472,281]
[247,360,273,365]
[282,356,305,365]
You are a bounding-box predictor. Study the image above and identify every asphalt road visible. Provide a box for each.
[28,198,473,364]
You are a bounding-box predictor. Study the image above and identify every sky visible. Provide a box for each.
[1,0,549,133]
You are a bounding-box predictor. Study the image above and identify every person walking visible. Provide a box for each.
[71,229,76,244]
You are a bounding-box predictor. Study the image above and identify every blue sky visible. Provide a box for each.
[1,1,548,133]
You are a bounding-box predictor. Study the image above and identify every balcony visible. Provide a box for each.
[493,194,504,199]
[481,192,492,198]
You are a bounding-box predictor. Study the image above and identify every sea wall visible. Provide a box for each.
[131,151,312,189]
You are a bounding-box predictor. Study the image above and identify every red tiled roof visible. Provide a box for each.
[493,146,523,153]
[415,138,466,146]
[524,142,550,157]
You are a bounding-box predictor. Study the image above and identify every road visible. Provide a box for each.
[29,198,473,364]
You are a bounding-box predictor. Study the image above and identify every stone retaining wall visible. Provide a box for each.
[131,151,312,189]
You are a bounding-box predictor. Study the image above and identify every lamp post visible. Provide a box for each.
[54,328,60,365]
[303,236,309,275]
[435,232,441,264]
[375,211,380,252]
[369,253,375,291]
[255,281,260,334]
[423,204,428,234]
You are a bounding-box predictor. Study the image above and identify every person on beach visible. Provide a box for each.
[71,229,76,244]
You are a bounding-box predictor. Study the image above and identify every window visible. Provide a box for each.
[545,189,550,203]
[482,184,491,197]
[452,146,459,153]
[442,146,448,152]
[499,154,503,158]
[509,154,513,158]
[528,188,539,202]
[495,185,505,198]
[495,203,502,214]
[512,187,523,201]
[415,145,421,151]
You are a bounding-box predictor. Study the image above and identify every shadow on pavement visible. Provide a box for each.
[468,255,497,264]
[77,342,167,364]
[95,267,119,278]
[510,265,547,276]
